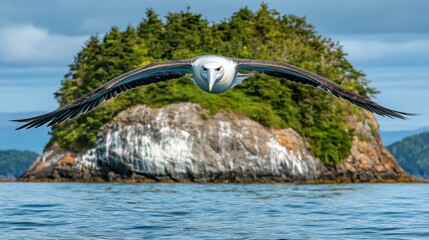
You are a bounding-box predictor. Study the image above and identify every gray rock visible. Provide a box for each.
[20,103,411,182]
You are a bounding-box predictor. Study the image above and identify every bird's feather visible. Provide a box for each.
[232,73,253,87]
[234,58,415,120]
[12,59,195,129]
[13,55,415,130]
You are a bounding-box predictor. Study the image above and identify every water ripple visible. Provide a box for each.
[0,183,427,239]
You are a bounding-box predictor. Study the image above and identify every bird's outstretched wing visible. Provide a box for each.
[13,58,195,129]
[233,58,415,119]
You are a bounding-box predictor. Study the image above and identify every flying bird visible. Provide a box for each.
[13,55,414,129]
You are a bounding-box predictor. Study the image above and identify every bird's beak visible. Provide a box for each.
[208,70,216,92]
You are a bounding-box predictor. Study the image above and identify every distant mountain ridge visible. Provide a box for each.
[388,132,429,179]
[0,149,38,180]
[0,112,50,153]
[380,126,429,146]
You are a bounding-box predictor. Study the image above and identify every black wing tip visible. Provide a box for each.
[13,120,48,130]
[13,121,35,130]
[10,112,57,130]
[384,107,419,120]
[347,97,417,121]
[392,111,420,120]
[367,104,418,120]
[11,97,102,130]
[9,119,39,130]
[15,124,30,130]
[10,118,34,123]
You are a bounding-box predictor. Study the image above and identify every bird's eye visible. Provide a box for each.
[215,66,222,71]
[202,67,208,72]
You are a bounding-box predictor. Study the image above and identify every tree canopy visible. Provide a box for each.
[50,4,377,165]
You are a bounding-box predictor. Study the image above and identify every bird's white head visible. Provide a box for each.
[192,55,236,94]
[200,61,224,92]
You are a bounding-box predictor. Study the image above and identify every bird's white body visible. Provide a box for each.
[191,55,238,94]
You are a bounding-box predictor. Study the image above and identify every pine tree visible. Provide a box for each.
[49,5,378,165]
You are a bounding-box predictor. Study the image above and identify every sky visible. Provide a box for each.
[0,0,428,131]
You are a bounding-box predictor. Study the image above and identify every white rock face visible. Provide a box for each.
[77,103,323,182]
[20,103,409,182]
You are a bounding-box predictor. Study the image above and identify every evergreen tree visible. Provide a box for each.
[49,5,378,165]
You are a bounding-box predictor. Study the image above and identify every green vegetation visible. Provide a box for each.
[388,132,429,178]
[50,4,377,165]
[0,150,37,179]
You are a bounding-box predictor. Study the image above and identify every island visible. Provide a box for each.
[19,5,415,183]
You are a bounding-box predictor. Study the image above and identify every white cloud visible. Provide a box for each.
[0,24,88,64]
[338,37,429,66]
[342,40,429,59]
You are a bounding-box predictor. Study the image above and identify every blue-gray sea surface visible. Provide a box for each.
[0,183,428,239]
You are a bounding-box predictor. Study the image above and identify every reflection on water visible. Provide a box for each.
[0,183,428,239]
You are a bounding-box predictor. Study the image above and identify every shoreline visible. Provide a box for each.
[12,177,428,184]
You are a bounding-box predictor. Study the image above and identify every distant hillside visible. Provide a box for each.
[388,132,429,179]
[0,150,38,180]
[381,126,429,146]
[0,112,50,153]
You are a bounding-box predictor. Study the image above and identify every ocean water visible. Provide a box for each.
[0,183,428,239]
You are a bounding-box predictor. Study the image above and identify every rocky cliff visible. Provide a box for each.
[20,103,411,183]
